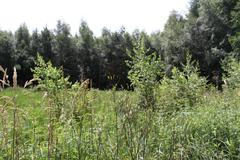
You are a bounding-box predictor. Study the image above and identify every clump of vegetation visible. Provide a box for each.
[156,54,207,114]
[2,29,240,159]
[127,38,163,109]
[32,54,71,94]
[1,80,240,159]
[222,56,240,90]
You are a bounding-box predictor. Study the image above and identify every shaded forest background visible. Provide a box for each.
[0,0,239,89]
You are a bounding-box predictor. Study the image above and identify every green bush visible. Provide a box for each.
[156,55,207,114]
[32,54,71,94]
[222,56,240,90]
[126,38,163,109]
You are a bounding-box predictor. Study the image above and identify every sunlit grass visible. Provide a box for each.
[1,87,240,159]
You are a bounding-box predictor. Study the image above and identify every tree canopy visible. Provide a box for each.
[0,0,239,89]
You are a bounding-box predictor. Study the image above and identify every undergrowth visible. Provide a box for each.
[1,48,240,159]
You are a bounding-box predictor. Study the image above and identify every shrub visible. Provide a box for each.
[31,54,71,94]
[222,56,240,89]
[156,54,207,114]
[126,38,164,109]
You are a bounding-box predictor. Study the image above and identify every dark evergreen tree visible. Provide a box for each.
[185,0,236,86]
[54,20,77,81]
[96,27,133,88]
[30,29,42,58]
[76,21,99,84]
[0,31,14,69]
[14,24,34,84]
[40,27,55,62]
[160,11,186,68]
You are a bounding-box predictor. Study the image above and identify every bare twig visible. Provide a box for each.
[24,79,37,88]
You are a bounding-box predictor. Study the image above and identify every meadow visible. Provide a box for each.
[1,54,240,159]
[1,85,240,159]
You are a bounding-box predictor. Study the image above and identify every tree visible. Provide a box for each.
[229,1,240,55]
[30,29,42,58]
[76,21,99,84]
[149,31,162,57]
[160,11,186,68]
[40,27,55,62]
[14,24,34,84]
[0,30,14,69]
[127,37,163,108]
[96,27,133,88]
[184,0,236,87]
[54,20,77,81]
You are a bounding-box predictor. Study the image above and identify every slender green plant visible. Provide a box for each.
[126,37,164,109]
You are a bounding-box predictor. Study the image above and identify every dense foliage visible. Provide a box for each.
[1,56,240,158]
[32,54,70,93]
[0,0,239,89]
[1,33,240,159]
[1,1,240,159]
[127,38,163,109]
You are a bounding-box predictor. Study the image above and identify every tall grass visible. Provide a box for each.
[1,87,240,159]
